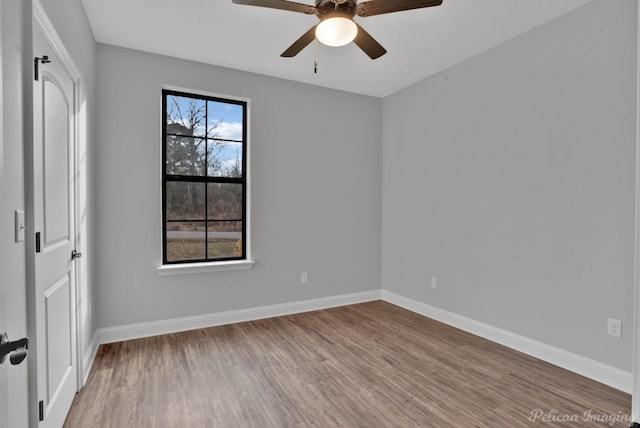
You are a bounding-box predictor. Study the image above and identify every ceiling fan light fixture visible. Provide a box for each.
[315,17,358,47]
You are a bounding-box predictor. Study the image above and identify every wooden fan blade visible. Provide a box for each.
[232,0,315,14]
[356,0,442,17]
[353,23,386,59]
[281,26,317,57]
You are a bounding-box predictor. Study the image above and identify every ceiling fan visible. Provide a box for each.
[232,0,443,60]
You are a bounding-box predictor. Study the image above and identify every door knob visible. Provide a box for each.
[0,333,29,365]
[71,249,82,260]
[10,349,27,365]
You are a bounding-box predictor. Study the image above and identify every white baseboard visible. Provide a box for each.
[381,290,633,393]
[89,287,631,393]
[97,290,382,344]
[81,331,99,386]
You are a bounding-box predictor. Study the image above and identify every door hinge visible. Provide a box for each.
[35,232,41,253]
[38,400,44,421]
[34,55,51,81]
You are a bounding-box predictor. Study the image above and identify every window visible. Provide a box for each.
[162,89,248,266]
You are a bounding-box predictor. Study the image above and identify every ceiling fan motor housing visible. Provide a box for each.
[315,0,357,19]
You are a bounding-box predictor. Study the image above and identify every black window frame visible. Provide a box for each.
[162,89,248,265]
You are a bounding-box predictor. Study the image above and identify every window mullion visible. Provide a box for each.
[204,100,209,261]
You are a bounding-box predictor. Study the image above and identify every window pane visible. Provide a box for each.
[207,101,243,141]
[166,136,206,176]
[207,221,242,259]
[166,95,206,137]
[207,141,243,177]
[207,183,243,219]
[166,221,206,261]
[167,182,205,220]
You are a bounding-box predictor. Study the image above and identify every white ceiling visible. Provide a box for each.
[81,0,592,98]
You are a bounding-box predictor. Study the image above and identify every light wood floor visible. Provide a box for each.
[64,301,631,427]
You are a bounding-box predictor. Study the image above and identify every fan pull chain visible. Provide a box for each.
[314,38,318,74]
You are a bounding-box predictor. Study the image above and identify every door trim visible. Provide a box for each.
[33,2,80,80]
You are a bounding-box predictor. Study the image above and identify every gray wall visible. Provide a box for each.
[382,0,637,371]
[38,0,97,371]
[95,44,382,328]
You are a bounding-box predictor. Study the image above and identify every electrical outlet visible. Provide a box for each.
[301,272,308,284]
[430,276,437,289]
[607,318,622,338]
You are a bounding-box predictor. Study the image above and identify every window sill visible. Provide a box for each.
[157,260,255,276]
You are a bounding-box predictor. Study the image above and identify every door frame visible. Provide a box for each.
[27,2,85,424]
[0,3,7,427]
[633,3,640,424]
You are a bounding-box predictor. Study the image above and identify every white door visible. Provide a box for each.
[32,25,78,427]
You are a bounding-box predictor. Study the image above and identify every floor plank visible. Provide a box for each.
[64,301,632,427]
